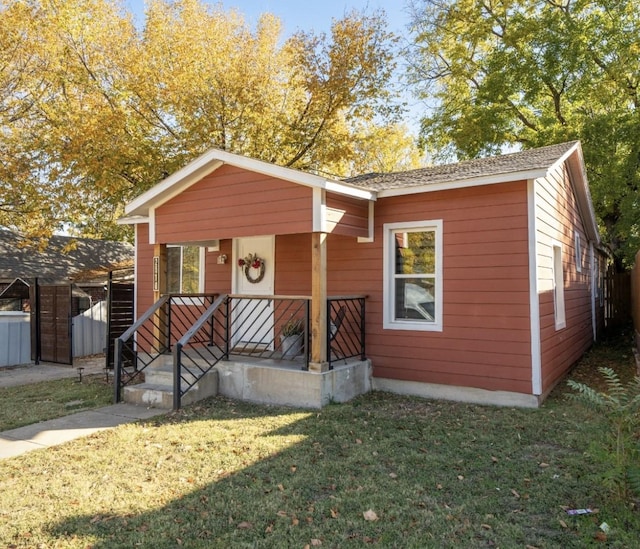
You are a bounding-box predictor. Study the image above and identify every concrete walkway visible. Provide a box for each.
[0,357,167,460]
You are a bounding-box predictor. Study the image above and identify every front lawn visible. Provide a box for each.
[0,374,113,431]
[0,336,637,547]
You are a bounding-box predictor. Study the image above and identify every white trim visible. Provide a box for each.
[372,378,540,408]
[325,180,375,201]
[357,201,375,243]
[148,207,156,245]
[117,215,150,225]
[312,188,326,233]
[382,219,443,332]
[377,168,549,198]
[134,225,139,321]
[574,231,582,273]
[552,240,566,330]
[124,147,371,217]
[527,179,542,395]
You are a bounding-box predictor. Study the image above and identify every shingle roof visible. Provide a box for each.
[0,230,133,282]
[345,141,579,191]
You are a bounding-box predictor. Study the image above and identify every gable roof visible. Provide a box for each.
[0,230,134,282]
[345,141,579,193]
[122,148,374,220]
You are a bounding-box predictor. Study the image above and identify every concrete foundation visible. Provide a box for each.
[216,359,372,408]
[372,377,541,408]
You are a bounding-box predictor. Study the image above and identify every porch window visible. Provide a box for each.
[167,245,204,294]
[383,220,443,331]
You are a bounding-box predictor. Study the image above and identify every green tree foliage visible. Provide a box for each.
[0,0,412,241]
[408,0,640,268]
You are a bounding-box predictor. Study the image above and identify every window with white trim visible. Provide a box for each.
[383,220,443,331]
[167,245,204,294]
[552,243,566,329]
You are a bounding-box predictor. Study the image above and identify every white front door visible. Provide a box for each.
[233,236,275,349]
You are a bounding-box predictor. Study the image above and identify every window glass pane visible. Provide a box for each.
[181,246,200,293]
[167,247,181,293]
[395,278,436,322]
[394,230,435,275]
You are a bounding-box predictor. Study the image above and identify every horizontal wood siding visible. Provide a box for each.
[535,165,593,393]
[327,181,533,394]
[135,224,155,320]
[275,234,312,295]
[204,240,232,295]
[325,193,369,237]
[155,165,313,243]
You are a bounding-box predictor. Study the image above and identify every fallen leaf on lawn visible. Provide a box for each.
[277,510,288,517]
[311,539,322,546]
[594,531,607,542]
[457,475,464,480]
[491,456,499,463]
[525,545,539,549]
[389,472,398,479]
[356,439,362,444]
[363,509,378,521]
[330,508,339,518]
[481,524,492,530]
[559,520,568,528]
[436,483,443,490]
[539,462,550,468]
[90,516,101,524]
[290,465,297,473]
[291,517,299,526]
[237,521,252,529]
[278,483,284,491]
[511,489,520,498]
[265,524,273,533]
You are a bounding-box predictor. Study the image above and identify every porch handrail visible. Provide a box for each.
[118,295,169,343]
[173,294,228,410]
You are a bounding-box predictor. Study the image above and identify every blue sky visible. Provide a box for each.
[125,1,412,35]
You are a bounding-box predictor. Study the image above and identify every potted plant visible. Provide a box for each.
[280,317,304,359]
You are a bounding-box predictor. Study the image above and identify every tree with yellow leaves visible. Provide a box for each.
[0,0,416,241]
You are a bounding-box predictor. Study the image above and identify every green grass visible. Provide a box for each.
[0,375,113,431]
[0,336,638,548]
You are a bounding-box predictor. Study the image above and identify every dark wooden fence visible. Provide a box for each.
[605,264,631,333]
[631,251,640,353]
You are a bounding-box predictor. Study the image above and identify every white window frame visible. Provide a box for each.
[383,220,443,332]
[166,245,205,301]
[552,241,566,330]
[574,231,582,273]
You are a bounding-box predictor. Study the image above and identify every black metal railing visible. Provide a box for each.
[327,296,366,368]
[115,293,367,409]
[114,294,218,403]
[173,294,227,409]
[225,294,310,365]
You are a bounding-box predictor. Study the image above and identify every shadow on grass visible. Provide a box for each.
[40,388,637,548]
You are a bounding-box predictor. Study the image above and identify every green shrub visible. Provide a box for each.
[567,367,640,501]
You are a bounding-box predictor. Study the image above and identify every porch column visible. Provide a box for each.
[153,243,168,352]
[309,232,329,372]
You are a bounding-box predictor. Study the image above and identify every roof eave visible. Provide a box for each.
[376,167,550,198]
[123,148,374,219]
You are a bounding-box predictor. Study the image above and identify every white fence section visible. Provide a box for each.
[72,300,107,358]
[0,312,31,367]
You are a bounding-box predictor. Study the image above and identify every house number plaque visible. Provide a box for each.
[153,256,159,292]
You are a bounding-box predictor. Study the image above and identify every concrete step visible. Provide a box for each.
[123,369,219,409]
[144,362,214,387]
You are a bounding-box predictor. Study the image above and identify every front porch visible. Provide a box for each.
[114,294,368,409]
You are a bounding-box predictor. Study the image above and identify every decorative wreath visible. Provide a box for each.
[238,253,266,284]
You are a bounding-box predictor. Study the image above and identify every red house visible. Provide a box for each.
[117,140,605,409]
